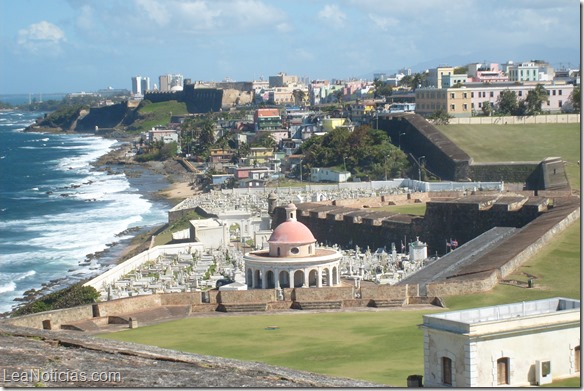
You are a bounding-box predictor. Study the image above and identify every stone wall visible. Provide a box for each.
[469,162,540,183]
[426,271,499,296]
[448,113,580,125]
[217,289,276,304]
[5,305,94,330]
[292,286,355,301]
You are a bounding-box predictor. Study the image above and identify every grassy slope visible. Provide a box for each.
[436,123,581,190]
[101,122,581,387]
[131,100,188,132]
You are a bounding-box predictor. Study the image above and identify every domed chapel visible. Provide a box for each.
[244,203,342,289]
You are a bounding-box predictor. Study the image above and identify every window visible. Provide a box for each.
[518,91,523,97]
[559,100,563,107]
[463,92,467,98]
[553,90,556,96]
[471,92,474,98]
[490,91,494,97]
[463,104,468,110]
[450,104,455,110]
[559,90,563,96]
[497,357,509,385]
[442,357,452,385]
[291,247,299,254]
[576,346,581,372]
[450,92,455,99]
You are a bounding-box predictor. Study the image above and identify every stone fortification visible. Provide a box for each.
[379,113,571,190]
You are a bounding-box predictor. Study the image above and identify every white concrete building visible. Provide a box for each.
[244,204,342,289]
[310,167,351,183]
[422,297,580,387]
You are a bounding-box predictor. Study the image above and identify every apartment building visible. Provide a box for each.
[416,82,574,117]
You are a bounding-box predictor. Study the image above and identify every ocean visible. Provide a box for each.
[0,110,171,314]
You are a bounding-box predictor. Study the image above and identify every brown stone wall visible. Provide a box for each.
[160,292,201,306]
[5,305,94,330]
[426,272,499,296]
[218,289,276,304]
[97,294,162,317]
[292,286,354,301]
[360,284,408,300]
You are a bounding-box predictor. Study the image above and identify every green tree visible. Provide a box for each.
[292,89,306,107]
[496,90,518,115]
[524,84,548,115]
[568,85,581,113]
[428,109,452,125]
[481,100,495,116]
[252,132,277,149]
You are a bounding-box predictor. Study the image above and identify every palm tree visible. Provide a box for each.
[292,89,306,107]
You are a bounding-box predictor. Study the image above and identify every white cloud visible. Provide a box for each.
[135,0,172,26]
[17,21,66,54]
[318,4,347,27]
[368,14,399,32]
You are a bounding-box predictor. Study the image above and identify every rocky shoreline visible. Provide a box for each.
[5,129,199,317]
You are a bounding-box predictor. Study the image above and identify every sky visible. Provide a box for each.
[0,0,581,94]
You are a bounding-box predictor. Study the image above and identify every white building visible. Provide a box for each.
[147,129,179,144]
[310,167,351,183]
[244,204,342,289]
[422,297,580,387]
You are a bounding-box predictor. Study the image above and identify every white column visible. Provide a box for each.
[274,269,280,289]
[317,268,322,288]
[303,268,309,287]
[261,267,267,289]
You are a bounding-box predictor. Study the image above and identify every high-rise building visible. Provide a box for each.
[131,76,150,96]
[159,74,184,92]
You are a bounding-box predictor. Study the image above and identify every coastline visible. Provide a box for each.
[6,128,201,315]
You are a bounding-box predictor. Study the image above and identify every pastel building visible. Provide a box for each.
[244,204,342,289]
[422,297,580,387]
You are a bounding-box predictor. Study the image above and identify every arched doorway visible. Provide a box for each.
[254,269,262,289]
[266,270,275,288]
[246,268,253,288]
[229,223,241,242]
[279,271,290,288]
[293,270,304,287]
[332,266,338,285]
[308,269,318,287]
[321,268,330,286]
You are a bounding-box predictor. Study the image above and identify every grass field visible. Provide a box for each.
[436,123,581,190]
[131,100,189,132]
[102,122,580,387]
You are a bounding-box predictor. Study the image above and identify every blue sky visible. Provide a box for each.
[0,0,581,94]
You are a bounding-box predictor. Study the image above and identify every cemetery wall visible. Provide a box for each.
[292,286,355,301]
[360,284,408,300]
[5,305,94,330]
[217,289,276,304]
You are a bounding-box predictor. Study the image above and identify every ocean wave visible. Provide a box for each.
[0,281,16,294]
[0,270,36,294]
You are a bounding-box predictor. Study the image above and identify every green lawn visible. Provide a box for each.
[373,203,426,215]
[436,123,581,190]
[130,100,189,132]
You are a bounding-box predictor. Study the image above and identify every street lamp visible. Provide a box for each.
[299,159,303,183]
[417,155,426,181]
[398,132,406,150]
[384,155,389,181]
[343,156,347,172]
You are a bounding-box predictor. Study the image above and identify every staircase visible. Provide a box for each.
[368,299,405,308]
[216,303,268,312]
[293,301,343,310]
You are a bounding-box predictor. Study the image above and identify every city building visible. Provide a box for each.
[269,72,299,88]
[426,66,455,89]
[415,83,574,117]
[131,76,150,96]
[244,204,342,289]
[147,128,179,144]
[254,108,282,130]
[422,297,580,387]
[310,167,351,183]
[159,74,184,92]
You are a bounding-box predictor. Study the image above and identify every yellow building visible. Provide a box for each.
[248,147,274,164]
[415,88,472,118]
[321,117,351,132]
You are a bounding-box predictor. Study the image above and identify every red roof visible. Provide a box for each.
[268,220,316,244]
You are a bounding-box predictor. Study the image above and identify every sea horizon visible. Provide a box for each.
[0,110,172,314]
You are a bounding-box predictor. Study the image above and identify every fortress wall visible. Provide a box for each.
[498,205,580,278]
[426,271,499,296]
[360,284,408,300]
[5,305,93,330]
[469,162,539,183]
[96,294,162,317]
[292,286,354,301]
[217,289,276,304]
[160,292,201,306]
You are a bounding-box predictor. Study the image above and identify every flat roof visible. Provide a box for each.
[426,297,579,325]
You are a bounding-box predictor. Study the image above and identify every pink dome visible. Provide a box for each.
[268,220,316,244]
